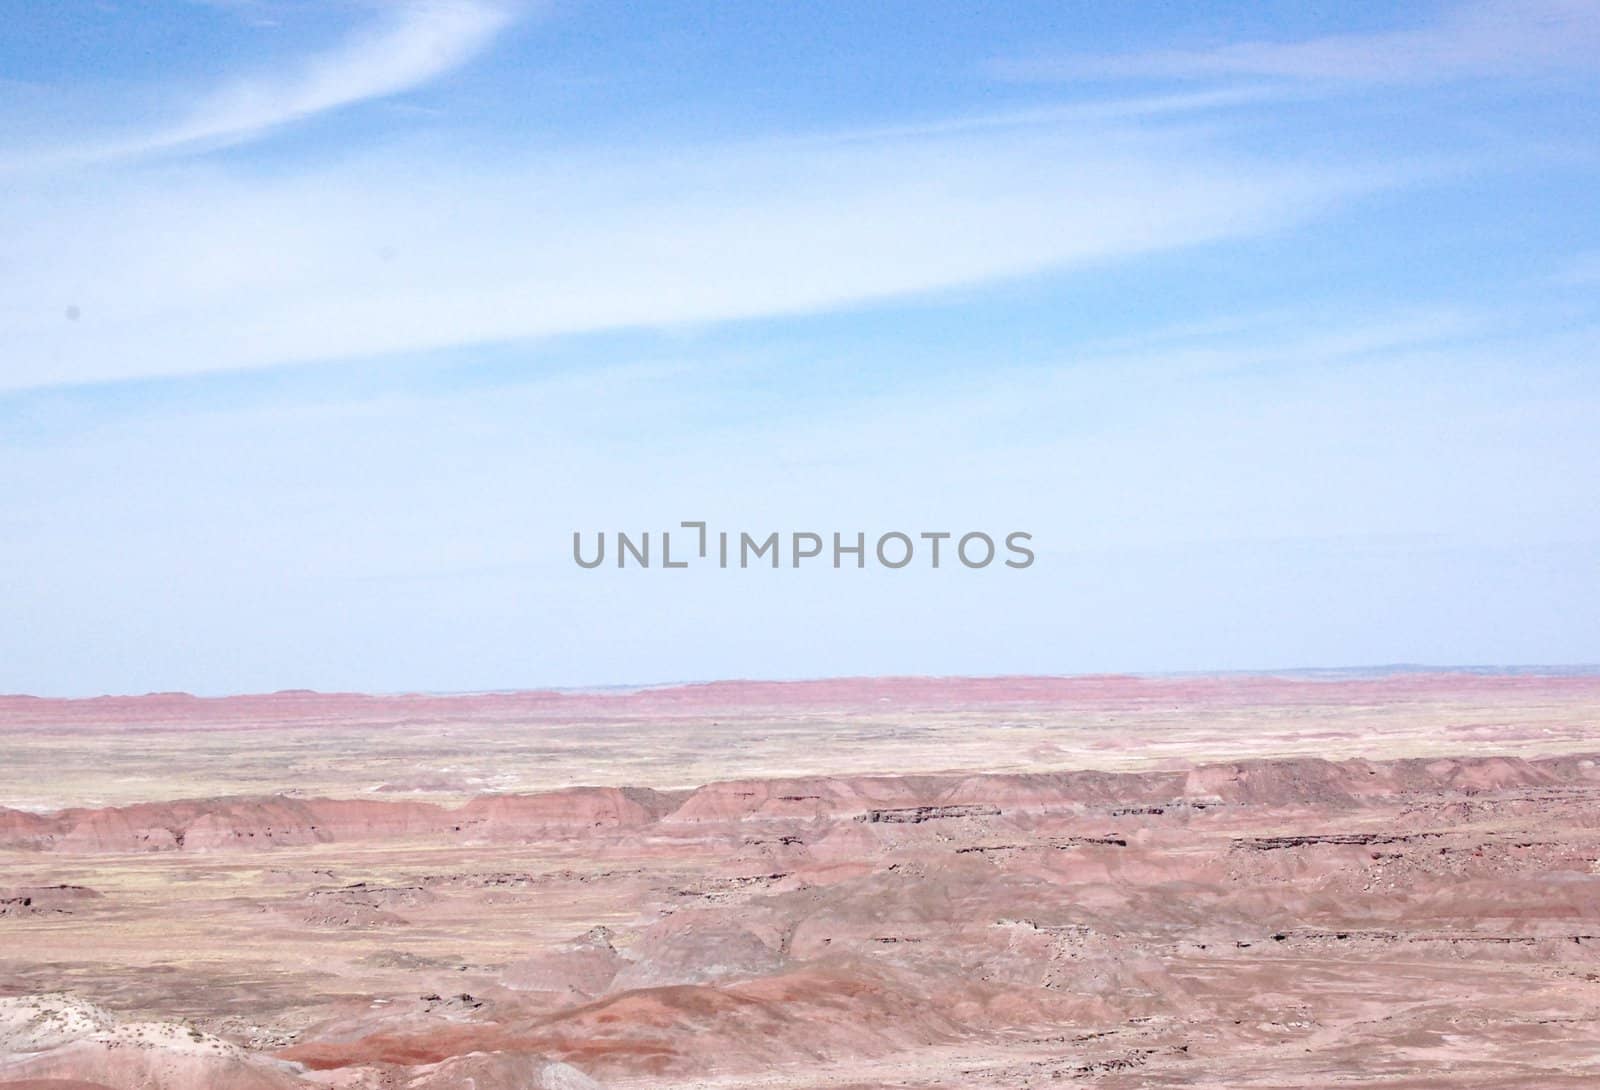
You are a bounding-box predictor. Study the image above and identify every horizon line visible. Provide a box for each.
[6,662,1600,704]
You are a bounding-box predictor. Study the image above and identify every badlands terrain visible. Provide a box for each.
[3,671,1600,1088]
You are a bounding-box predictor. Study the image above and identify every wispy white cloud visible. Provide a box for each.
[80,0,516,160]
[993,0,1600,86]
[163,0,514,150]
[812,87,1274,144]
[0,119,1386,391]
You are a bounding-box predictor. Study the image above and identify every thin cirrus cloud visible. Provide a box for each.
[0,5,1412,395]
[992,0,1600,86]
[0,5,1399,395]
[1,119,1385,392]
[99,0,518,158]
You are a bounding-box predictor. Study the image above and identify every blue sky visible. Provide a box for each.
[1,1,1597,696]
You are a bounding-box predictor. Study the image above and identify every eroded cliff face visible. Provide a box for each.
[5,751,1599,853]
[5,747,1600,1088]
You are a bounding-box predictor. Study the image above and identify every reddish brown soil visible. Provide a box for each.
[3,673,1600,1087]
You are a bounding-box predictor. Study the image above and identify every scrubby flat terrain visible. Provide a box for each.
[3,673,1600,1088]
[4,672,1598,811]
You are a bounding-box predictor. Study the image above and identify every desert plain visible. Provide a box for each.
[3,670,1600,1088]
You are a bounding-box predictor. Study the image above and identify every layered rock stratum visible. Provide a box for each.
[3,672,1600,1087]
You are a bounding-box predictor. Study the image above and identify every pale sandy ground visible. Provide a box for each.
[3,672,1600,1089]
[3,672,1597,809]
